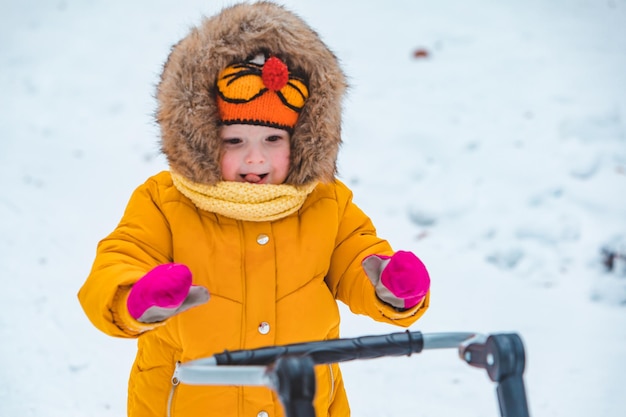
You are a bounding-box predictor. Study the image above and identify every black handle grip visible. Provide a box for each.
[214,331,424,366]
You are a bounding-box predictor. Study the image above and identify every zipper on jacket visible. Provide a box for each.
[167,362,181,417]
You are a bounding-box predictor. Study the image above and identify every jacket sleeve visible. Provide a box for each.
[78,176,173,337]
[325,180,429,327]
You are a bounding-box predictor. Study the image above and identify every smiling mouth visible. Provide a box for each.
[242,173,268,183]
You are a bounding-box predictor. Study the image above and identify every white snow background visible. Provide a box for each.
[1,0,626,416]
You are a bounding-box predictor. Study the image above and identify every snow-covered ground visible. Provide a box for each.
[1,0,625,416]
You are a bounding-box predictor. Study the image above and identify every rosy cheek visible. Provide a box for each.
[276,151,291,182]
[220,153,237,181]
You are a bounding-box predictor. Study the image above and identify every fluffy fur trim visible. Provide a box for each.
[156,1,347,185]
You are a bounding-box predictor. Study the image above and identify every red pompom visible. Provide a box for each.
[262,56,289,91]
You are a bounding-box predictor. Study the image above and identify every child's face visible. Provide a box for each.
[219,124,291,184]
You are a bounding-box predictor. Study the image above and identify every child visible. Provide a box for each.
[78,2,430,416]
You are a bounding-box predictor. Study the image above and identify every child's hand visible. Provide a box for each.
[362,251,430,310]
[127,263,209,323]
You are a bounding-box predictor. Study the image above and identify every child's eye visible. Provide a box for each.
[223,138,242,145]
[266,135,283,142]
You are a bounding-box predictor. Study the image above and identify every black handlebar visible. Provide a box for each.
[214,330,424,366]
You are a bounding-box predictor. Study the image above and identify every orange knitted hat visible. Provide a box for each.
[216,55,309,131]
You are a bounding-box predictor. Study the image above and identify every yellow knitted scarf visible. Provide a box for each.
[170,171,317,222]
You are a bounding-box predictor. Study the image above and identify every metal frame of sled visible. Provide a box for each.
[173,331,530,417]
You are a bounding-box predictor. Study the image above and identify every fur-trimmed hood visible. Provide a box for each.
[156,1,347,186]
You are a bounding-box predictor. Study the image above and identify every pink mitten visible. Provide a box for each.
[127,263,209,323]
[362,251,430,310]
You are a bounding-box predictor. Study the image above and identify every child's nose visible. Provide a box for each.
[245,144,265,164]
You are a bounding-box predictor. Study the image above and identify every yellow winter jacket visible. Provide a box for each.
[78,171,429,417]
